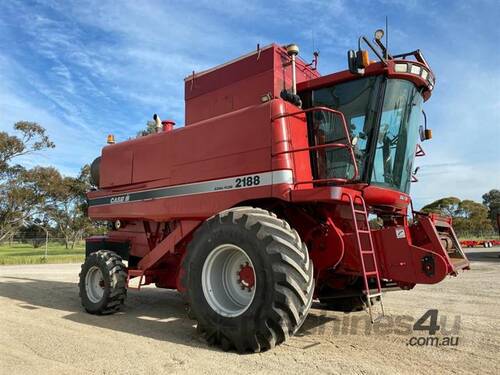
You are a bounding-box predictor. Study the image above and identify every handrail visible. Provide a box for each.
[272,106,360,184]
[271,106,346,121]
[272,142,349,156]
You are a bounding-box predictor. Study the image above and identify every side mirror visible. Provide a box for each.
[419,125,426,142]
[420,110,432,141]
[348,50,358,74]
[347,50,366,75]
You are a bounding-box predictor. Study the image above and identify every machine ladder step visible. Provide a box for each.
[127,269,146,290]
[343,192,385,323]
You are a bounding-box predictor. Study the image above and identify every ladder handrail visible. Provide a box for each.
[272,106,360,184]
[342,192,384,322]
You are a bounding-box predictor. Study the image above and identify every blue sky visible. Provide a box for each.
[0,0,499,208]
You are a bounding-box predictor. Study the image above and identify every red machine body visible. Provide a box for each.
[86,43,469,298]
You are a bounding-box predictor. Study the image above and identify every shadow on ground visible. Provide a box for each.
[0,276,337,351]
[0,276,210,350]
[464,250,500,262]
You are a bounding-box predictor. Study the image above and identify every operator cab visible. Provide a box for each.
[297,31,435,208]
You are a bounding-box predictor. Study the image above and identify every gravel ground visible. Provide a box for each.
[0,248,499,375]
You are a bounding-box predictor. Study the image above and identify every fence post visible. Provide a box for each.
[44,230,49,259]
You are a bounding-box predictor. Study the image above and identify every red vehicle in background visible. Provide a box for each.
[80,29,469,352]
[461,239,499,248]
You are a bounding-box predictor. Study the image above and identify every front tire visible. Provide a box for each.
[79,250,127,315]
[181,207,314,353]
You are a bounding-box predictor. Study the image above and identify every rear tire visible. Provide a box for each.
[79,250,127,315]
[181,207,314,353]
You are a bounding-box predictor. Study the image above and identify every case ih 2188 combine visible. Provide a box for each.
[81,30,469,352]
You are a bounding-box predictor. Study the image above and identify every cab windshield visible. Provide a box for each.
[372,79,423,193]
[308,77,423,194]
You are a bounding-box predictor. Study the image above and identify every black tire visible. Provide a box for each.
[79,250,127,315]
[180,207,314,353]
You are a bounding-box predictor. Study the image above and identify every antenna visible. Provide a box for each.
[312,29,315,53]
[385,16,389,59]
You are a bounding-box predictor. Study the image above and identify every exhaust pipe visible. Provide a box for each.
[286,44,299,95]
[153,113,162,133]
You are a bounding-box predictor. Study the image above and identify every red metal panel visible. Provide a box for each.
[282,103,313,190]
[138,220,200,271]
[168,103,272,185]
[184,44,320,125]
[89,184,283,222]
[185,70,275,125]
[132,134,173,184]
[371,228,449,284]
[362,185,411,210]
[91,101,274,197]
[100,145,133,188]
[185,45,275,101]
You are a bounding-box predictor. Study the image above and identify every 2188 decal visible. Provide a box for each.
[235,175,260,188]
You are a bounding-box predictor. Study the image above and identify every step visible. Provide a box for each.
[127,269,146,290]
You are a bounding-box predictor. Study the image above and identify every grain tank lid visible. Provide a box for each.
[184,43,276,82]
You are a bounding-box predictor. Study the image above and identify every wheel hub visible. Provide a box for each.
[238,263,255,290]
[85,266,105,303]
[201,244,256,317]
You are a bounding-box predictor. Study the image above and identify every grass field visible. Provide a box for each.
[1,233,497,266]
[0,242,85,265]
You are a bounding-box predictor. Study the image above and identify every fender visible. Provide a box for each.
[85,235,130,260]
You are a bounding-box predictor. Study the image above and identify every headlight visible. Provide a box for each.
[394,63,407,72]
[393,62,434,89]
[410,65,421,75]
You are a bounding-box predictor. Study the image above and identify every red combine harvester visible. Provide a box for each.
[81,30,469,352]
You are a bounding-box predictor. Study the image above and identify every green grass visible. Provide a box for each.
[0,242,85,265]
[458,234,499,241]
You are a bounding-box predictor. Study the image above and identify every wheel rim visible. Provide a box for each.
[201,244,256,317]
[85,266,105,303]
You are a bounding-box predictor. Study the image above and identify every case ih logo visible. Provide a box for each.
[110,195,130,204]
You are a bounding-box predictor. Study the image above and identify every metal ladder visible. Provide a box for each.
[343,192,385,323]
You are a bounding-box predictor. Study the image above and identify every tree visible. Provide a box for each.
[45,165,95,249]
[0,121,54,177]
[453,200,493,237]
[482,189,500,233]
[0,166,62,242]
[421,196,494,237]
[0,122,57,242]
[421,197,461,217]
[137,120,157,137]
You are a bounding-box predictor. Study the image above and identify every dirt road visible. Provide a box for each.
[1,249,499,374]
